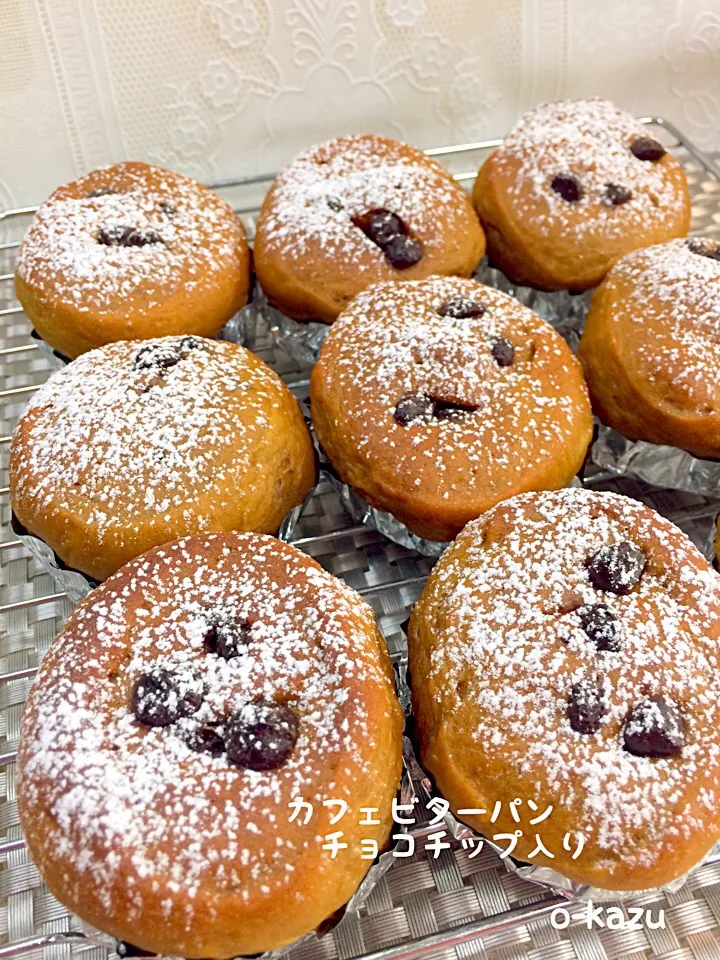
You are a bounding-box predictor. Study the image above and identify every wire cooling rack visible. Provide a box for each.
[3,120,720,960]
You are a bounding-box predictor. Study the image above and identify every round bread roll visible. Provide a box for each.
[254,134,485,322]
[15,161,250,359]
[409,487,720,891]
[310,276,593,542]
[473,98,690,291]
[18,532,403,958]
[9,337,315,580]
[578,237,720,458]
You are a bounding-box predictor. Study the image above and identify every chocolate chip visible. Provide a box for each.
[160,200,177,216]
[87,187,119,198]
[178,335,205,352]
[225,702,300,771]
[394,394,435,425]
[438,295,487,319]
[384,234,423,270]
[687,238,720,261]
[133,343,179,371]
[430,397,477,420]
[353,208,422,267]
[630,136,667,162]
[602,183,632,207]
[185,723,226,757]
[578,604,622,652]
[98,224,163,247]
[326,195,344,212]
[434,405,462,421]
[131,668,203,728]
[133,336,205,372]
[205,616,253,660]
[491,337,514,367]
[623,696,685,757]
[587,541,646,595]
[568,678,603,734]
[550,174,583,203]
[362,209,404,247]
[434,400,477,421]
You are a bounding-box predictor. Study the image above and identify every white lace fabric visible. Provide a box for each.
[0,0,718,206]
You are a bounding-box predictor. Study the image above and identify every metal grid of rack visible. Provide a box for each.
[3,120,720,960]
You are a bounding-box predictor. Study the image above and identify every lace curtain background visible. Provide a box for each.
[0,0,718,207]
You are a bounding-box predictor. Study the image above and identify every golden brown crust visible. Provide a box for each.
[9,337,315,580]
[578,238,720,458]
[15,161,250,359]
[254,134,485,322]
[310,276,592,542]
[472,99,690,291]
[409,488,720,891]
[18,533,403,958]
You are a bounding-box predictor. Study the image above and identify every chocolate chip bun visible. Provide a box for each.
[473,99,690,291]
[15,162,250,359]
[310,276,592,542]
[578,238,720,458]
[409,488,720,891]
[18,532,403,958]
[254,134,485,323]
[9,337,315,581]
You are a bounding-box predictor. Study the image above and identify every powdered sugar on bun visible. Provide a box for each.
[599,238,720,402]
[9,337,315,579]
[578,237,720,457]
[254,135,485,322]
[257,134,472,261]
[16,162,247,311]
[473,98,690,291]
[410,488,720,889]
[18,533,402,958]
[14,162,250,359]
[495,98,683,240]
[310,276,592,541]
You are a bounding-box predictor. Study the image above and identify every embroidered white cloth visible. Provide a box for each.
[0,0,718,206]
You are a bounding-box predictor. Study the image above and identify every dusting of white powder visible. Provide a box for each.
[423,488,720,865]
[496,98,685,240]
[11,338,292,539]
[20,534,392,919]
[316,276,589,495]
[601,238,720,405]
[258,134,471,264]
[15,163,246,311]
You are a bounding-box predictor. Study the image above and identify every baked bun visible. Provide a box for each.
[579,238,720,458]
[254,134,485,323]
[409,487,720,891]
[473,98,690,291]
[18,532,403,958]
[10,337,315,580]
[310,276,592,542]
[15,162,250,359]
